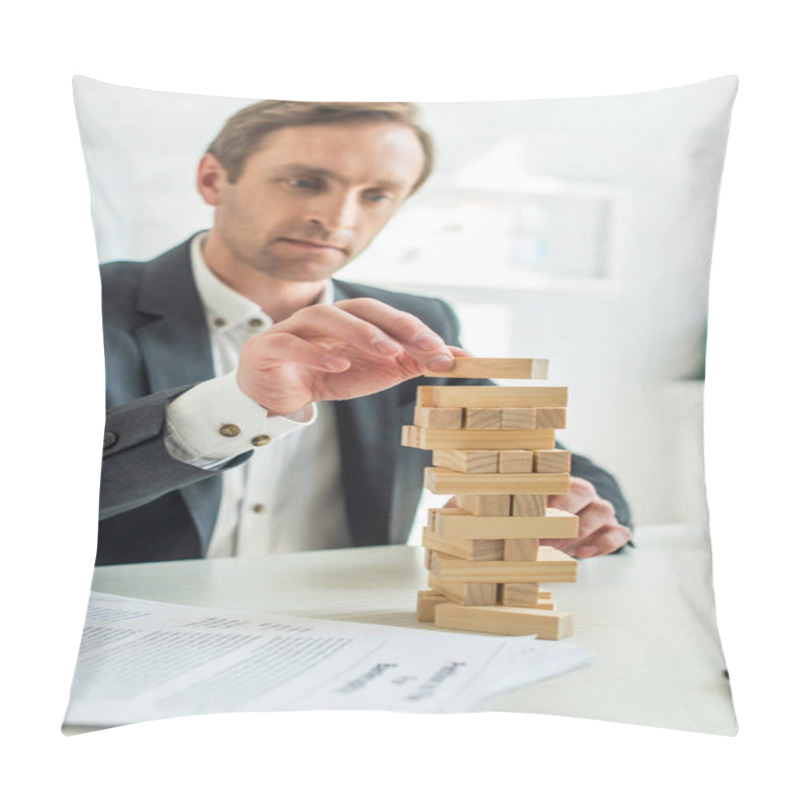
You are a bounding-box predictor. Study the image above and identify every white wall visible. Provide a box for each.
[354,84,734,525]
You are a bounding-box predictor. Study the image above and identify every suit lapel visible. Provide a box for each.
[135,242,215,393]
[128,262,404,552]
[134,238,221,552]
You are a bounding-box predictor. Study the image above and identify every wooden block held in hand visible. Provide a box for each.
[416,590,450,622]
[417,386,568,409]
[512,494,547,517]
[504,539,540,561]
[422,357,547,379]
[433,450,499,473]
[498,450,534,473]
[413,407,464,429]
[500,408,536,430]
[455,494,512,516]
[433,603,574,639]
[465,408,503,430]
[535,407,567,429]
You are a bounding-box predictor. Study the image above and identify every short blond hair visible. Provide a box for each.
[206,100,434,194]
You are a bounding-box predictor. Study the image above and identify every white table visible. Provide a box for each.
[82,523,736,735]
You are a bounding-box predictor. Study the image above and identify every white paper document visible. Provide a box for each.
[64,592,592,727]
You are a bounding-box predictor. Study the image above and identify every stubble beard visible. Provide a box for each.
[249,240,353,284]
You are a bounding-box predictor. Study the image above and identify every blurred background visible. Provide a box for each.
[75,76,736,534]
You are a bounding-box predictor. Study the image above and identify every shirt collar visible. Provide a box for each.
[190,232,334,334]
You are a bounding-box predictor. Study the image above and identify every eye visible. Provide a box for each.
[277,176,324,192]
[364,190,394,204]
[286,178,318,189]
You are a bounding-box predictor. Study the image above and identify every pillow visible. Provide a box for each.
[65,74,738,735]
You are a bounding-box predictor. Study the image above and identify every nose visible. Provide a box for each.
[306,189,361,232]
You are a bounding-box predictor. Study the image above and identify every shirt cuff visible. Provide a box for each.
[164,371,316,468]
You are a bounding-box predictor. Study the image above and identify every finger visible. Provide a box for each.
[547,478,595,515]
[276,304,407,359]
[540,538,570,550]
[242,331,351,372]
[560,516,628,557]
[543,493,616,552]
[573,498,617,540]
[571,524,632,559]
[332,298,455,370]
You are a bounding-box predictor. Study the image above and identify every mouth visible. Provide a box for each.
[279,238,347,254]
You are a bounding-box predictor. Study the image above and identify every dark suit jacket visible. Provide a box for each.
[98,235,631,565]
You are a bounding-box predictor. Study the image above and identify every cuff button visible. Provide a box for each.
[219,424,241,437]
[251,435,272,446]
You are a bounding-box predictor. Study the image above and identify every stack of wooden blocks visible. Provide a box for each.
[402,357,579,639]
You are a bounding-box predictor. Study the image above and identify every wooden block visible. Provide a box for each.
[499,584,556,610]
[421,357,548,380]
[417,386,568,409]
[512,494,548,516]
[504,539,540,561]
[413,407,463,429]
[425,468,571,495]
[435,507,579,540]
[464,408,502,430]
[428,574,499,606]
[432,450,498,473]
[400,425,419,447]
[455,494,512,516]
[498,582,539,606]
[427,508,438,530]
[423,528,505,561]
[430,548,578,583]
[425,548,433,569]
[400,427,556,451]
[500,408,536,430]
[535,407,567,429]
[429,506,462,534]
[498,450,534,473]
[433,603,573,639]
[534,449,572,474]
[416,590,450,622]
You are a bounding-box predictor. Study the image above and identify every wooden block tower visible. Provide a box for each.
[402,358,579,639]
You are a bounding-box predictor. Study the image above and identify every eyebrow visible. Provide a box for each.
[274,163,408,191]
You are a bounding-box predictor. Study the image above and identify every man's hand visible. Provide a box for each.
[443,478,631,560]
[543,477,632,558]
[237,298,461,416]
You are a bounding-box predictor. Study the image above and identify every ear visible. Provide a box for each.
[196,153,228,206]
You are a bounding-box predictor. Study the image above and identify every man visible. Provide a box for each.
[99,100,632,565]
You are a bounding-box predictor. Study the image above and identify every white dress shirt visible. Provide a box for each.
[164,233,350,557]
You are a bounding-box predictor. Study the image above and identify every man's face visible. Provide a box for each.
[200,121,426,283]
